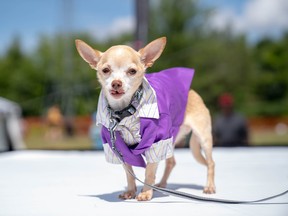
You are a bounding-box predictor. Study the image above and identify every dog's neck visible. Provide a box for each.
[106,93,133,111]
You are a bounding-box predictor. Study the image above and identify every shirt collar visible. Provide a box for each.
[96,77,159,127]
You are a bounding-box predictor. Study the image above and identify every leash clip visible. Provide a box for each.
[109,118,118,132]
[108,116,123,159]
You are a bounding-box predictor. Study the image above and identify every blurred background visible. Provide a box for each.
[0,0,287,151]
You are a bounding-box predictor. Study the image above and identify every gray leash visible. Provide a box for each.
[106,87,288,204]
[108,117,288,204]
[124,164,288,204]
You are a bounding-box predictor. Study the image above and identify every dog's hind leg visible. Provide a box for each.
[185,90,216,194]
[155,125,191,188]
[155,156,176,188]
[189,127,216,194]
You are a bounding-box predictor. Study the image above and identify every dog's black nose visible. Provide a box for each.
[111,80,123,90]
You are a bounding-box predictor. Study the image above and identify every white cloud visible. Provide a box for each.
[209,8,240,31]
[243,0,288,34]
[209,0,288,41]
[88,16,135,41]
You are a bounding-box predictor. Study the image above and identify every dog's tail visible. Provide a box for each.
[189,134,207,166]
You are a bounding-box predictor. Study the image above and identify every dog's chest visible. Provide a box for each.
[97,76,161,146]
[115,113,142,146]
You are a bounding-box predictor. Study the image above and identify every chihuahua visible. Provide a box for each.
[75,37,215,201]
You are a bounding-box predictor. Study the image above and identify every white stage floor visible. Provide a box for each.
[0,147,288,216]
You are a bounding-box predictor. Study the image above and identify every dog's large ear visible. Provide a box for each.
[75,39,102,69]
[139,37,166,68]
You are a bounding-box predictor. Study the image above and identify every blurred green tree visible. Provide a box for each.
[0,37,44,115]
[0,1,287,117]
[251,34,288,116]
[148,0,253,114]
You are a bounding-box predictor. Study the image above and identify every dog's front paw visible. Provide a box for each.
[203,185,216,194]
[136,189,153,201]
[119,190,136,200]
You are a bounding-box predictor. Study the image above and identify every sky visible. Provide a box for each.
[1,0,288,55]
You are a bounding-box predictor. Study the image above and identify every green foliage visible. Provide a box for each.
[148,0,253,115]
[0,1,287,117]
[147,0,288,116]
[0,33,134,116]
[249,35,288,116]
[0,37,44,115]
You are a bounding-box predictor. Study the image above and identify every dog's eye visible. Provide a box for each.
[102,68,110,74]
[128,68,137,75]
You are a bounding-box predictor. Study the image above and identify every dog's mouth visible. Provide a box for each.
[110,89,125,99]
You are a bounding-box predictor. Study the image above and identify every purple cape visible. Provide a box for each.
[101,67,194,167]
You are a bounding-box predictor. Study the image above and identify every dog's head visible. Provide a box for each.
[75,37,166,110]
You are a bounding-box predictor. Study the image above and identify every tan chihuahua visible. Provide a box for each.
[75,37,215,201]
